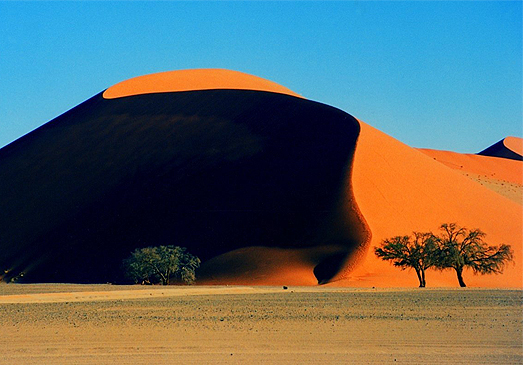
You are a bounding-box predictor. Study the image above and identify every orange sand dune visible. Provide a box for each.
[417,148,522,185]
[1,68,521,288]
[103,68,302,99]
[341,122,522,287]
[417,148,522,204]
[0,70,365,285]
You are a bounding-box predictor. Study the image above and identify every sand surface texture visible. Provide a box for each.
[0,285,521,364]
[418,148,522,204]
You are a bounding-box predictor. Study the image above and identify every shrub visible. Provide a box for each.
[123,245,200,285]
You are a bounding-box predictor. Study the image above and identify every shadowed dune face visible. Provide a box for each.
[0,87,368,284]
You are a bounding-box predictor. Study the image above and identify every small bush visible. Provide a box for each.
[123,245,200,285]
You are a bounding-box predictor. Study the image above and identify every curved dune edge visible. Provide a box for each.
[103,69,303,99]
[478,136,523,161]
[335,121,522,288]
[504,136,523,157]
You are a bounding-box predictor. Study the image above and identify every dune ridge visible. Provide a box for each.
[103,69,302,99]
[478,136,523,161]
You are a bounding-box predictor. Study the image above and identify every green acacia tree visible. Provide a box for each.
[433,223,514,287]
[374,232,438,287]
[123,245,200,285]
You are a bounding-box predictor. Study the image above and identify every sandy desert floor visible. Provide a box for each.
[0,285,521,364]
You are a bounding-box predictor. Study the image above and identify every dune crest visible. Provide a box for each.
[103,69,302,99]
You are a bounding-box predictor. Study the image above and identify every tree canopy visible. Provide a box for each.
[374,223,514,287]
[123,245,201,285]
[433,223,514,287]
[374,232,437,287]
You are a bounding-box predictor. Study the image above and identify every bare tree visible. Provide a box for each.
[433,223,513,287]
[374,232,437,287]
[123,245,201,285]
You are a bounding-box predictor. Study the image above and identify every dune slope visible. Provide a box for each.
[418,148,522,204]
[345,122,522,287]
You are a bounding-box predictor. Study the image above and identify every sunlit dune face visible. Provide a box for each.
[103,69,303,99]
[347,121,522,288]
[417,148,522,185]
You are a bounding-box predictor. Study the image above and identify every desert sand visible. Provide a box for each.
[418,147,522,204]
[0,284,521,364]
[345,122,522,287]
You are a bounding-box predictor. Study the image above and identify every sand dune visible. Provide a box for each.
[0,70,367,285]
[344,122,522,287]
[418,148,522,185]
[418,148,522,204]
[0,69,520,287]
[478,136,523,161]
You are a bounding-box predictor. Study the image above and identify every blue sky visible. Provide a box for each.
[1,2,521,152]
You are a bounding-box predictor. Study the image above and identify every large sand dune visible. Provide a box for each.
[0,70,368,285]
[0,69,520,287]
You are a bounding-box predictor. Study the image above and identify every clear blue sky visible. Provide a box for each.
[1,2,521,152]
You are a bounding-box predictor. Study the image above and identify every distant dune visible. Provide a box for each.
[0,69,520,287]
[478,136,523,161]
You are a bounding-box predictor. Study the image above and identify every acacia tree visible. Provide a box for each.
[374,232,437,287]
[123,245,201,285]
[433,223,513,287]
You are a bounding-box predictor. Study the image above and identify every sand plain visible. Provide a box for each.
[0,285,521,364]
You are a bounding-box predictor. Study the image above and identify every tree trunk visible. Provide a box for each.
[455,267,466,287]
[421,269,426,288]
[415,269,425,287]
